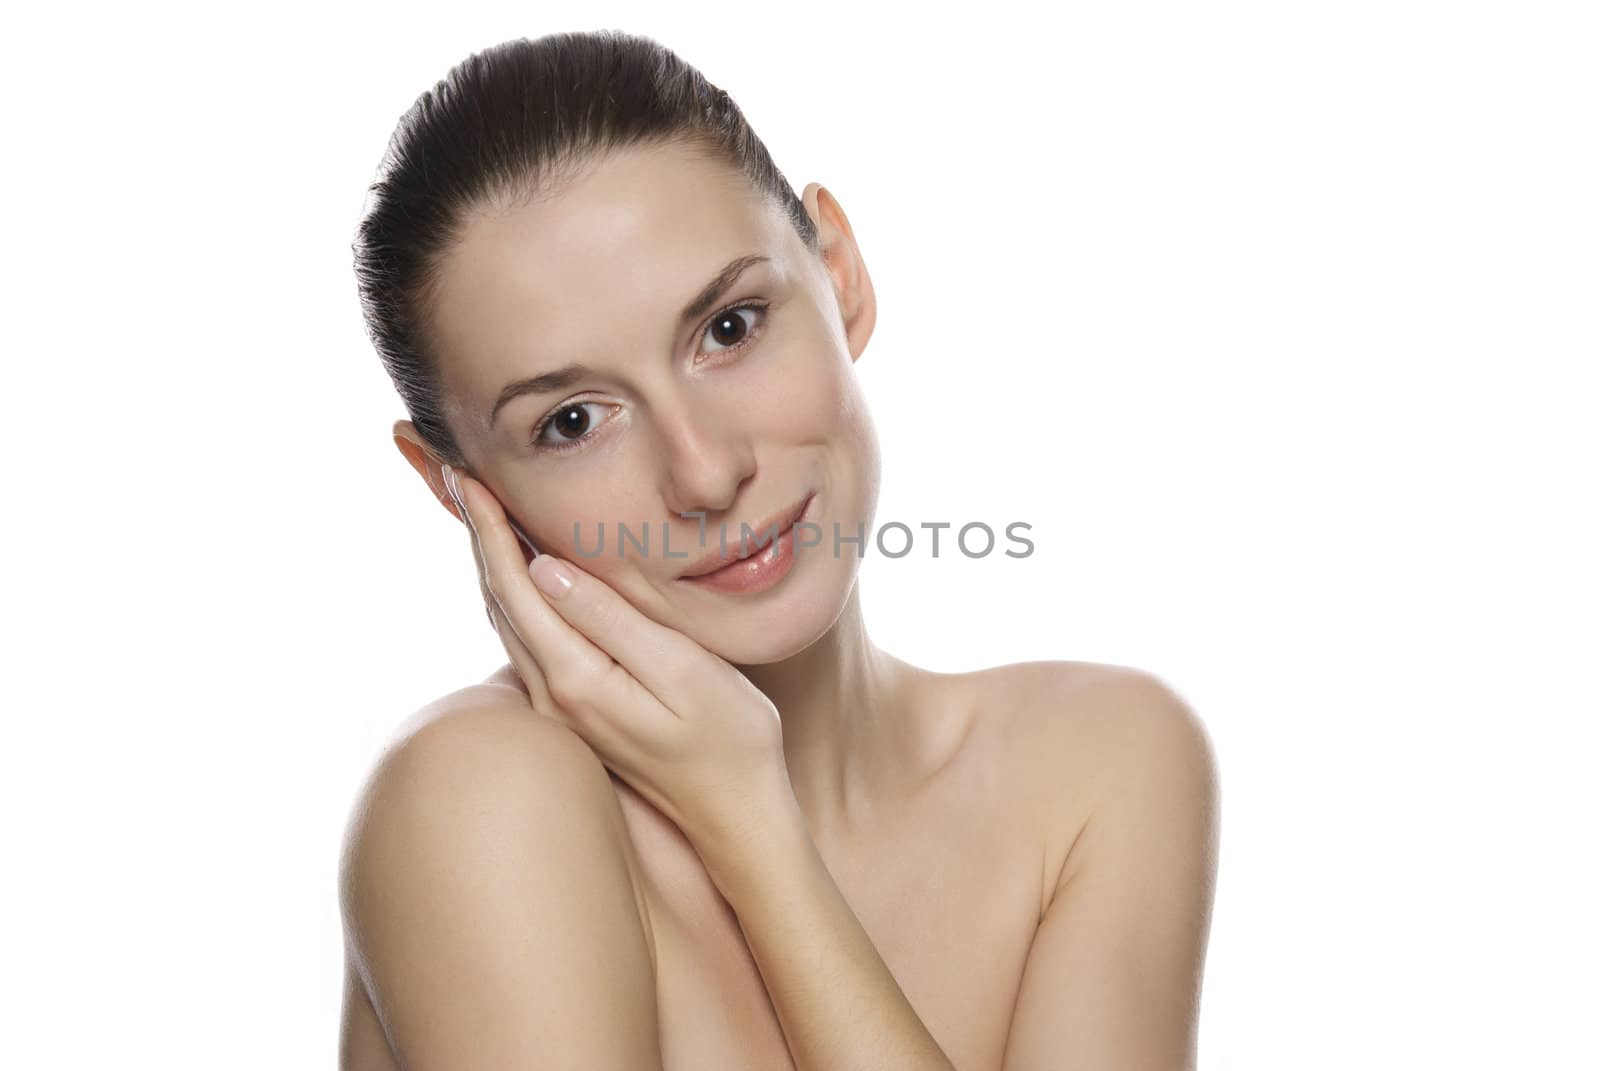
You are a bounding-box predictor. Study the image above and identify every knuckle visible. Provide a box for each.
[544,656,603,711]
[664,652,700,697]
[582,595,620,636]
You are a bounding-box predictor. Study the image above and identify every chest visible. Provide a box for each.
[612,774,1046,1071]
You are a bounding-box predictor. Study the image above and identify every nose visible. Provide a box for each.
[654,392,757,520]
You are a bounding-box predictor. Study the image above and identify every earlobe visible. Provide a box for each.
[800,182,877,365]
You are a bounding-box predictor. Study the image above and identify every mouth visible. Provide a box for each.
[677,491,815,580]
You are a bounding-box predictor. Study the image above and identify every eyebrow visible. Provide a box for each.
[488,253,772,429]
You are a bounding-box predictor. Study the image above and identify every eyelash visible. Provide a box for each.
[528,299,772,454]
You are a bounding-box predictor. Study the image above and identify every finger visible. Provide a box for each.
[445,466,556,708]
[443,464,489,585]
[452,468,672,745]
[488,585,638,761]
[490,597,649,792]
[527,553,716,721]
[485,597,559,722]
[449,467,522,642]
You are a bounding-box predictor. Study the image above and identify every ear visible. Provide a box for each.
[801,182,877,364]
[393,418,466,524]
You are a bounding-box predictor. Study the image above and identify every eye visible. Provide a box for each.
[699,301,770,358]
[529,300,771,457]
[529,399,617,454]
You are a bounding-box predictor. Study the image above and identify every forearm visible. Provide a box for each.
[699,797,958,1071]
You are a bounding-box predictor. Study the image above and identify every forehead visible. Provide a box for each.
[428,141,795,423]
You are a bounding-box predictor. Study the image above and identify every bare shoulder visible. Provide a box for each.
[974,658,1213,777]
[966,659,1219,888]
[975,669,1219,1066]
[340,676,633,894]
[337,677,661,1069]
[355,673,597,798]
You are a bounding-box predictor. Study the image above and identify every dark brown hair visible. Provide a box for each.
[351,29,820,465]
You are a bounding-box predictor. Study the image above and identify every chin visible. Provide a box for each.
[689,567,858,666]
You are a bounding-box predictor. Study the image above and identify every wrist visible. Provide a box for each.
[693,781,812,900]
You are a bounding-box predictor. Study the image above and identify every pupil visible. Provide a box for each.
[556,406,588,438]
[711,312,745,347]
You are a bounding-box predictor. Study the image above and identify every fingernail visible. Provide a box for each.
[532,556,574,599]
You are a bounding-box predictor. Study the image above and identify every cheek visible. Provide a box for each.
[742,342,866,443]
[838,375,883,524]
[753,343,883,516]
[519,489,638,566]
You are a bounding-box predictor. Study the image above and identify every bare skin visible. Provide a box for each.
[338,139,1219,1068]
[340,653,1215,1070]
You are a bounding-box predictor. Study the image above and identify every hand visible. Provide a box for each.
[440,463,797,866]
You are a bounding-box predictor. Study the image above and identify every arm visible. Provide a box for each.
[697,799,958,1071]
[1001,672,1221,1070]
[437,475,953,1067]
[337,695,663,1070]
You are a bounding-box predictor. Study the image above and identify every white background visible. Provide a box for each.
[4,2,1595,1067]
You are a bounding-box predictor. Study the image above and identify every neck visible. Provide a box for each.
[734,584,935,843]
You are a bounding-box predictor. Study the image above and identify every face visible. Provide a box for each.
[417,139,881,664]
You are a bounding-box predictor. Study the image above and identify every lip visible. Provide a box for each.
[677,491,815,585]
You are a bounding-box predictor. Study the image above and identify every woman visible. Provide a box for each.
[339,30,1218,1071]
